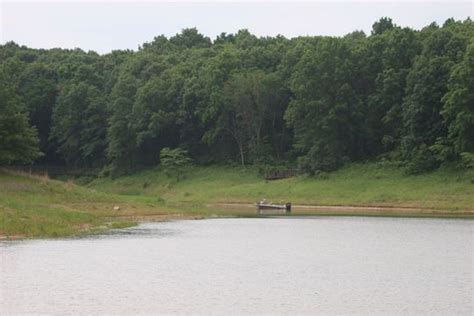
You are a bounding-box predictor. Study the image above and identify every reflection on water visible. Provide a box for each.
[1,217,473,314]
[102,224,178,238]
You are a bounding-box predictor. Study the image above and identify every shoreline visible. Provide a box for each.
[3,203,472,241]
[208,202,474,218]
[0,213,204,241]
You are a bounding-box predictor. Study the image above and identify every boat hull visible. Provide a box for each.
[256,203,291,214]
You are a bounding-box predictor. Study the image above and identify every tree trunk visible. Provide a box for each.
[238,142,245,166]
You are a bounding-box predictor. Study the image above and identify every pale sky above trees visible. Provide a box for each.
[1,0,472,54]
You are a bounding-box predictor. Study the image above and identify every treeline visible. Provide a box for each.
[1,18,473,175]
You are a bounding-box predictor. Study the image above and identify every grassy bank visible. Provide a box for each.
[0,170,194,239]
[90,163,474,211]
[1,163,473,238]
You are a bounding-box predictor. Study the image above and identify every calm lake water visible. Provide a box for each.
[1,217,473,315]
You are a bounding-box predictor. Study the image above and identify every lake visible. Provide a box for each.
[1,217,473,315]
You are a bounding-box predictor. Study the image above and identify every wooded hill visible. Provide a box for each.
[1,17,473,176]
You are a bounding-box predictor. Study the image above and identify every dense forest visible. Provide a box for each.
[1,18,473,176]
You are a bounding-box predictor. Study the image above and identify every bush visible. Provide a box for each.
[460,152,474,169]
[160,147,192,181]
[404,145,439,175]
[298,145,345,175]
[257,163,294,178]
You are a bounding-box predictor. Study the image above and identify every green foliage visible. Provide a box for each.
[442,42,474,154]
[460,152,474,169]
[18,63,58,161]
[0,69,41,164]
[403,144,439,174]
[429,137,456,164]
[106,75,139,175]
[50,82,107,167]
[160,147,192,180]
[169,28,212,49]
[366,27,420,155]
[214,70,290,166]
[286,37,364,172]
[0,18,473,176]
[371,17,395,35]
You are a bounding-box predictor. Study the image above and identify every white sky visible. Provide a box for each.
[1,0,472,54]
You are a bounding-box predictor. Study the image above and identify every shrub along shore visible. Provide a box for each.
[1,164,473,239]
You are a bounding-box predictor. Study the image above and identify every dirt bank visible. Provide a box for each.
[209,202,474,217]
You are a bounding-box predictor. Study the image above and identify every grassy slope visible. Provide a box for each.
[90,163,474,211]
[2,164,473,238]
[0,170,179,238]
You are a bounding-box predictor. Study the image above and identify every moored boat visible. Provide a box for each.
[256,199,291,214]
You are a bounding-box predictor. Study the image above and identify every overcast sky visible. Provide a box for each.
[1,0,472,54]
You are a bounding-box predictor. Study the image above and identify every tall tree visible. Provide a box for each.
[371,17,395,36]
[2,19,474,174]
[0,69,41,164]
[50,83,107,167]
[18,63,58,163]
[286,38,364,172]
[106,75,139,174]
[401,22,473,172]
[442,42,474,154]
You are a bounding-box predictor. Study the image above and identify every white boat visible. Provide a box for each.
[256,200,291,214]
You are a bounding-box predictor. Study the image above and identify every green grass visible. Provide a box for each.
[2,163,473,239]
[90,163,474,211]
[0,170,177,238]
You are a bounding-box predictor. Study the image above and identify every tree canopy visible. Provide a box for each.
[1,18,473,175]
